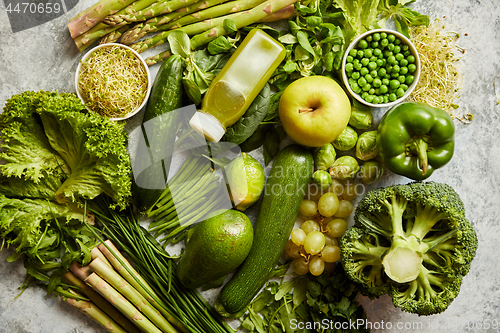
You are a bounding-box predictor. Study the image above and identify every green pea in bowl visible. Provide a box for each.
[341,29,421,108]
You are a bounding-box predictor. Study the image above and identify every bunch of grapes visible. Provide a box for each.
[285,179,359,276]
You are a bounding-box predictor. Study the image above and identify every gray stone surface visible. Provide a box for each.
[0,0,499,332]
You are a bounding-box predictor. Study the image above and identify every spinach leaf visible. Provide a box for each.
[182,49,234,104]
[167,30,191,58]
[223,83,271,145]
[223,18,238,33]
[264,91,283,122]
[263,126,280,166]
[239,123,271,153]
[208,36,233,55]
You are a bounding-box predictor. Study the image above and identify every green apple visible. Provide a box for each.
[279,76,351,147]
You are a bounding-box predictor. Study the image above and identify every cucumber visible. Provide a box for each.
[214,144,313,317]
[132,54,184,213]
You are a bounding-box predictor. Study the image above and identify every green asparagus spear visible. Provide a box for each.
[67,0,136,38]
[73,0,160,51]
[131,0,266,53]
[144,0,292,65]
[190,0,299,49]
[146,50,173,66]
[121,0,227,45]
[99,25,130,44]
[103,0,201,27]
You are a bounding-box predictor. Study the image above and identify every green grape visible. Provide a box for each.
[299,199,318,217]
[306,183,325,202]
[325,218,348,238]
[291,228,307,246]
[309,256,325,276]
[303,231,326,255]
[324,235,336,246]
[342,182,359,201]
[318,192,340,217]
[285,239,302,259]
[293,257,310,275]
[334,200,354,218]
[328,179,344,196]
[321,245,341,262]
[301,220,320,234]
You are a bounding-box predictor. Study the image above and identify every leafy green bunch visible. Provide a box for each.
[0,91,132,294]
[167,30,235,105]
[240,265,368,333]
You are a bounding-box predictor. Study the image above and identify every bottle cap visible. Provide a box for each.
[189,111,226,143]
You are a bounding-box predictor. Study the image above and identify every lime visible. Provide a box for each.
[225,153,265,211]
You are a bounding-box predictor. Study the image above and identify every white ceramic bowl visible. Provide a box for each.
[75,43,151,121]
[341,29,421,108]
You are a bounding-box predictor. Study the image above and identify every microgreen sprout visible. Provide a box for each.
[78,45,148,118]
[408,18,465,120]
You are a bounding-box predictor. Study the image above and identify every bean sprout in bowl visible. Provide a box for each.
[341,29,421,108]
[75,43,151,121]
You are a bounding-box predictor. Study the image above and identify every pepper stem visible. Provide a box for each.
[408,138,429,175]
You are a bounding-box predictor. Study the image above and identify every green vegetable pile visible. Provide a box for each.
[0,91,132,292]
[341,181,477,315]
[240,265,369,333]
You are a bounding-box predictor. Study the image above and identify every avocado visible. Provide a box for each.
[177,209,253,289]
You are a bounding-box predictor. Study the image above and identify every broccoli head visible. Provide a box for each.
[340,181,477,316]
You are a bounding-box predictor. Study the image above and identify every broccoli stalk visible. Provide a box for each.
[341,182,477,315]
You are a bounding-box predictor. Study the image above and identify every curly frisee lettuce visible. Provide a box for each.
[340,181,477,315]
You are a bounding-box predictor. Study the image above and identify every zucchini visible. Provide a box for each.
[132,54,184,213]
[214,144,313,317]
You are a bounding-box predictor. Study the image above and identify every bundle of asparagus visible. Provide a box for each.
[63,241,181,333]
[68,0,297,63]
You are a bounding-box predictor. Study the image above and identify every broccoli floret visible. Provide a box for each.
[341,182,477,316]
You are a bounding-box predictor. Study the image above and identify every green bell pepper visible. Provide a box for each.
[377,102,455,181]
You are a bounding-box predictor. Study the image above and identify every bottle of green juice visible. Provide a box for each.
[189,28,286,142]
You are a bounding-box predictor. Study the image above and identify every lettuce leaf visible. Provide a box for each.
[0,90,131,294]
[0,91,132,209]
[36,93,132,209]
[0,170,63,199]
[331,0,381,35]
[0,92,69,183]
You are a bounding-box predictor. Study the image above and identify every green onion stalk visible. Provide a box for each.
[62,271,141,333]
[88,200,235,333]
[85,272,165,333]
[89,257,177,333]
[147,153,228,245]
[64,290,128,333]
